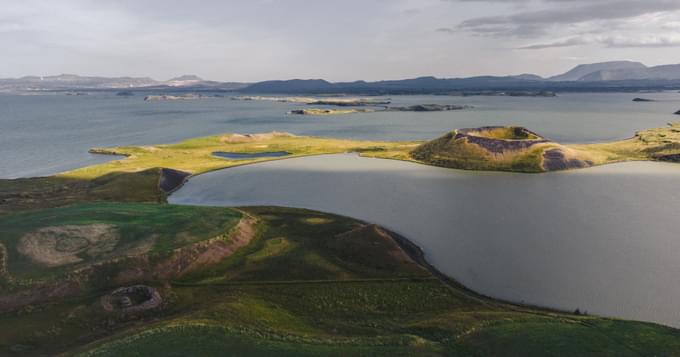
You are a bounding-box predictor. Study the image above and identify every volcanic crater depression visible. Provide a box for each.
[412,126,593,172]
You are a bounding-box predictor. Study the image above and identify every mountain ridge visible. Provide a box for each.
[3,61,680,93]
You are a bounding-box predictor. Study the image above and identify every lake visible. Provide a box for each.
[170,154,680,328]
[2,92,679,178]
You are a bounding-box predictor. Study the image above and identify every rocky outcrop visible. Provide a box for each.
[411,126,595,173]
[101,285,162,313]
[455,127,548,154]
[288,108,371,116]
[387,104,470,112]
[655,153,680,162]
[159,168,191,194]
[542,148,593,171]
[308,99,390,107]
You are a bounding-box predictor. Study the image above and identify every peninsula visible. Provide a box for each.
[3,122,680,215]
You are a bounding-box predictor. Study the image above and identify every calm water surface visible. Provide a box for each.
[170,155,680,328]
[2,92,679,178]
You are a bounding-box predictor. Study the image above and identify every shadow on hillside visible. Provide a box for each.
[0,168,165,215]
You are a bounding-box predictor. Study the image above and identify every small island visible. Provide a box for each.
[288,108,374,115]
[144,94,201,101]
[387,104,471,112]
[232,95,478,115]
[443,90,556,97]
[632,97,655,102]
[231,96,390,106]
[144,94,225,101]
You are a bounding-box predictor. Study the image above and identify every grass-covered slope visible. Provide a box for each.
[411,123,680,173]
[571,121,680,164]
[410,126,592,173]
[0,202,245,317]
[0,203,241,282]
[0,169,165,215]
[2,206,680,356]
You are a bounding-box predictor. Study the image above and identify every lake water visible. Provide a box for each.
[1,92,679,178]
[170,154,680,328]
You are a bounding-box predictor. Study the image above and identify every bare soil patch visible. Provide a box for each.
[17,224,119,267]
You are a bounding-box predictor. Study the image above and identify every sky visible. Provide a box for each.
[1,0,680,81]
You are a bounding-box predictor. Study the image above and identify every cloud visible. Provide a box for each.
[518,37,588,49]
[457,0,680,37]
[518,35,680,50]
[602,36,680,48]
[2,0,680,80]
[436,27,456,34]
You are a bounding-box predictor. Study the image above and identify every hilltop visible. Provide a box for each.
[410,123,680,173]
[550,61,680,81]
[411,126,591,172]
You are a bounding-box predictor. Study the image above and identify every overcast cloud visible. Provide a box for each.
[0,0,679,81]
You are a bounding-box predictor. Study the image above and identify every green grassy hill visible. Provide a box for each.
[2,205,680,356]
[410,126,591,172]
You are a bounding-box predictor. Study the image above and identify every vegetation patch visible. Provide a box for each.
[301,217,333,225]
[0,202,241,281]
[461,126,542,141]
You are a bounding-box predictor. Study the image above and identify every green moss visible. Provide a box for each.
[80,324,432,357]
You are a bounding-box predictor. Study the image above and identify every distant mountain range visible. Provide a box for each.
[548,61,680,81]
[0,74,246,92]
[2,61,680,94]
